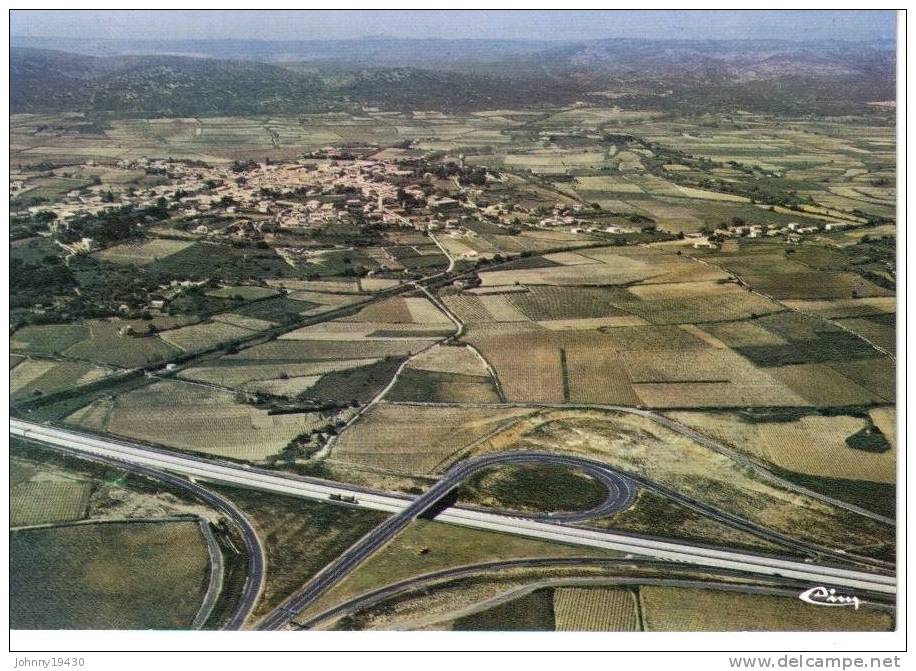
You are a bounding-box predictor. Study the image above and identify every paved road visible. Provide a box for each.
[11,419,896,632]
[296,556,897,630]
[12,431,265,631]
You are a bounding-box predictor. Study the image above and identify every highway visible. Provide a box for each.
[11,419,896,631]
[15,432,266,630]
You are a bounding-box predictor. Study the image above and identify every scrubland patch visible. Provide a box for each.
[332,403,533,473]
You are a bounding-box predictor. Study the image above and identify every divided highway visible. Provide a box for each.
[11,419,896,631]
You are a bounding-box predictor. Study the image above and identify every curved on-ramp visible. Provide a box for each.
[13,437,265,631]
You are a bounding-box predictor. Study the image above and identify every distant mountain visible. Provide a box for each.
[11,38,896,118]
[10,36,555,68]
[11,35,895,78]
[11,48,579,116]
[324,67,580,111]
[11,48,330,116]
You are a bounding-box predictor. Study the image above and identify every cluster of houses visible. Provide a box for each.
[689,220,854,249]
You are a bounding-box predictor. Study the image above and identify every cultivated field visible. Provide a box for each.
[553,587,640,631]
[639,586,892,632]
[669,411,896,484]
[11,520,211,629]
[205,285,280,300]
[159,320,260,352]
[50,319,181,368]
[10,357,112,401]
[66,379,323,460]
[11,480,92,527]
[453,589,556,631]
[94,238,194,265]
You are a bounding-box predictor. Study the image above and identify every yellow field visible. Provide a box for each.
[672,184,749,202]
[670,412,895,483]
[404,297,452,324]
[564,350,640,405]
[541,251,601,265]
[640,586,892,632]
[575,175,644,193]
[212,313,278,330]
[702,321,789,347]
[553,588,640,631]
[10,359,59,392]
[442,294,501,323]
[869,407,897,450]
[835,317,896,355]
[241,376,322,396]
[344,297,416,323]
[538,316,649,330]
[280,321,449,341]
[479,249,654,287]
[407,345,492,377]
[468,331,565,402]
[781,297,896,318]
[627,280,740,301]
[476,295,529,322]
[468,326,807,408]
[11,358,112,400]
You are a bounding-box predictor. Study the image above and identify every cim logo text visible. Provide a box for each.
[798,586,861,610]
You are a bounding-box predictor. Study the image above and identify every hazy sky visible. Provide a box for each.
[11,10,896,43]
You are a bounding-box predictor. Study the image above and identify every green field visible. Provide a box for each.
[11,520,211,629]
[453,588,555,631]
